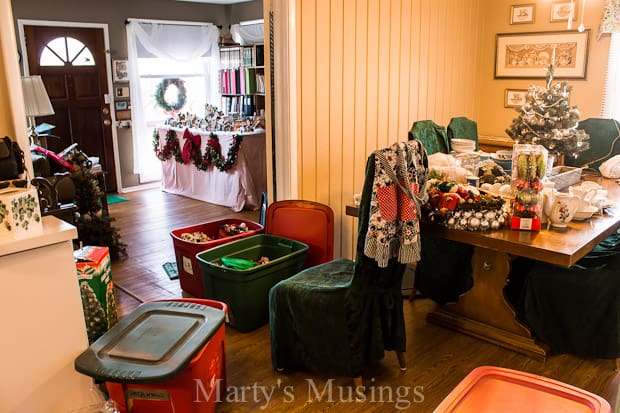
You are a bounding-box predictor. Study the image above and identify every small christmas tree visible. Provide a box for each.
[505,61,589,161]
[69,157,127,260]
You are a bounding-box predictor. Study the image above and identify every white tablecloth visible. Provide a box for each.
[158,127,266,212]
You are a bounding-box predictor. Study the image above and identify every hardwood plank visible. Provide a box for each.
[108,188,619,412]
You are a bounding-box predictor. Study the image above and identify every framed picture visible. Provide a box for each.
[113,60,128,82]
[495,30,590,79]
[550,1,577,22]
[510,4,535,24]
[115,101,128,111]
[504,89,528,108]
[115,86,130,98]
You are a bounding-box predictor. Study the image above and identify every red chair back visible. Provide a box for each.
[265,200,334,268]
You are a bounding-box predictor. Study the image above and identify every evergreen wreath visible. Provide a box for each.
[154,78,187,112]
[198,133,243,172]
[153,128,183,163]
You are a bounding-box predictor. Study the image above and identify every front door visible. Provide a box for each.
[24,25,117,192]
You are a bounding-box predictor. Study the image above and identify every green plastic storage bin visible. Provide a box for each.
[196,234,308,332]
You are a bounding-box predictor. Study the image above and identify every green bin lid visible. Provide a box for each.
[74,301,225,383]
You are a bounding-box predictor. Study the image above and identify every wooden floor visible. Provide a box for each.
[109,188,620,412]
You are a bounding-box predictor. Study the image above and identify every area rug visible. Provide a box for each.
[106,194,128,205]
[163,262,179,280]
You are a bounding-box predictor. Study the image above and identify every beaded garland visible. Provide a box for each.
[154,78,187,112]
[153,128,243,172]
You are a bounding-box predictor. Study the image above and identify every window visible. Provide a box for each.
[39,36,94,66]
[126,20,220,183]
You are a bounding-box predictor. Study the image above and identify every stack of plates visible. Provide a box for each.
[451,139,476,153]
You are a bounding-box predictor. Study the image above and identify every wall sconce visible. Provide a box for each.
[21,75,55,147]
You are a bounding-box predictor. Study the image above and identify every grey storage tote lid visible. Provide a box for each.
[74,301,225,383]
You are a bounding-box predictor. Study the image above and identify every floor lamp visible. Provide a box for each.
[21,75,55,147]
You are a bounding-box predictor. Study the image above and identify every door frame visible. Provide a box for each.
[17,19,122,193]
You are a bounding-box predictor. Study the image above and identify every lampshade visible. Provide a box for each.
[21,75,54,118]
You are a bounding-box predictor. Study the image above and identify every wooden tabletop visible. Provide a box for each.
[346,178,620,267]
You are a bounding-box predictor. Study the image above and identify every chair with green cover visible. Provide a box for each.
[408,120,450,155]
[447,116,478,151]
[269,140,428,388]
[565,118,620,171]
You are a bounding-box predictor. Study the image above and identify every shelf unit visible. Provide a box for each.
[219,44,265,116]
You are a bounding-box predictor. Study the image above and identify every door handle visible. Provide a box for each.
[102,107,110,115]
[103,119,111,126]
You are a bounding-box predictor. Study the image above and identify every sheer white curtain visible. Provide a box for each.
[602,33,620,120]
[126,20,220,183]
[230,22,264,45]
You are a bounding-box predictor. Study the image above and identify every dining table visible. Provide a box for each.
[346,176,620,361]
[157,126,266,212]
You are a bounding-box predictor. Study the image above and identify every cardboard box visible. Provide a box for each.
[74,246,118,343]
[0,187,43,239]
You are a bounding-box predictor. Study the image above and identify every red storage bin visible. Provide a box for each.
[171,219,263,297]
[75,299,227,413]
[434,366,611,413]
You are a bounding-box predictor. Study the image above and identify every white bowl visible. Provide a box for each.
[573,205,598,221]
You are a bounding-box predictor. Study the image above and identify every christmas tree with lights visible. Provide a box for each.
[505,54,589,161]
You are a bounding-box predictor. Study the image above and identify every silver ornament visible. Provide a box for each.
[447,217,456,227]
[498,216,505,224]
[468,217,481,230]
[485,211,496,220]
[463,211,473,219]
[475,212,483,219]
[459,218,468,228]
[480,219,490,231]
[491,220,501,230]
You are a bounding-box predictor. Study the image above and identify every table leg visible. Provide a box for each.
[427,246,549,359]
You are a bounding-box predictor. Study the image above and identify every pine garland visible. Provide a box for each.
[153,129,243,172]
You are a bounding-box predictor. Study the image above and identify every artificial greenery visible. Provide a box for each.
[505,64,589,160]
[154,78,187,112]
[153,128,243,172]
[71,166,127,261]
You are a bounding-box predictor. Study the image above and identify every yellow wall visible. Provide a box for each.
[477,0,610,138]
[294,0,483,257]
[0,0,32,176]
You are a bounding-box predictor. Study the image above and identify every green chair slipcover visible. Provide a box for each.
[513,231,620,359]
[408,120,450,155]
[566,118,620,171]
[269,144,427,377]
[447,116,479,151]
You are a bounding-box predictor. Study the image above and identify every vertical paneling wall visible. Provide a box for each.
[293,0,482,258]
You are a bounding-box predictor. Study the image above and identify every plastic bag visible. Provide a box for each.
[599,154,620,178]
[69,383,119,413]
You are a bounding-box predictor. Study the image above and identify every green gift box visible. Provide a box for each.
[74,246,118,343]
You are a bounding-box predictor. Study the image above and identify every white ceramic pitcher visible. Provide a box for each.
[543,191,579,228]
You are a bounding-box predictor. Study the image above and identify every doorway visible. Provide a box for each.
[20,22,119,192]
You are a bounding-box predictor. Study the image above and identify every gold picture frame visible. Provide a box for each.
[495,30,589,79]
[504,89,528,108]
[550,1,577,23]
[510,4,535,25]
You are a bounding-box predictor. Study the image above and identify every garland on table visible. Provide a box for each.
[153,129,183,163]
[154,78,187,112]
[153,128,243,172]
[197,133,243,172]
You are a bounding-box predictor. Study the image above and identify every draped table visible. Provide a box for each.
[157,127,266,212]
[346,177,620,362]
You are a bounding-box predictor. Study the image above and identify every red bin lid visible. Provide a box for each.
[435,366,611,413]
[74,301,225,383]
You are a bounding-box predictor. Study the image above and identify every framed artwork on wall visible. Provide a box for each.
[495,30,589,79]
[504,89,528,108]
[113,60,128,82]
[510,4,535,24]
[550,1,577,23]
